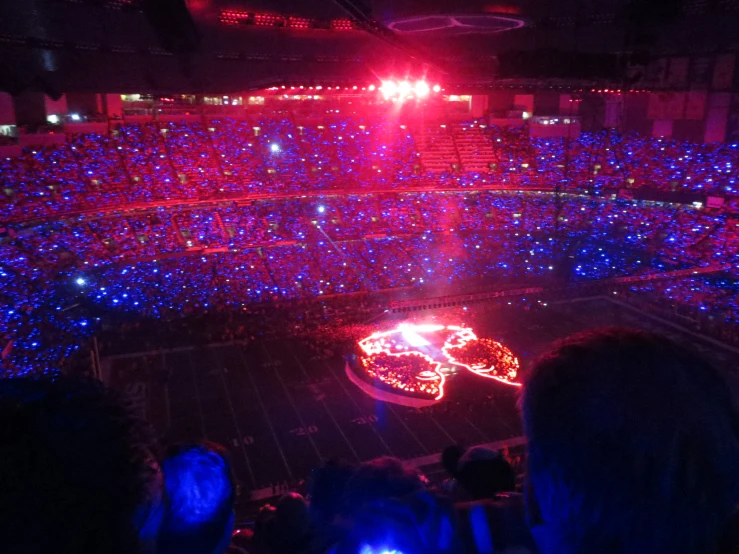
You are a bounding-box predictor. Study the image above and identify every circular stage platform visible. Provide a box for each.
[346,323,520,407]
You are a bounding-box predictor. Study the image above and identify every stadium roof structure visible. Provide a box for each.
[0,0,737,94]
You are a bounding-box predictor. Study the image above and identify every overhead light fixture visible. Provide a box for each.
[380,81,397,99]
[414,81,430,97]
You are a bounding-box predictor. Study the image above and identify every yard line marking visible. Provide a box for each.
[323,358,394,457]
[485,394,516,437]
[288,344,361,463]
[212,347,257,489]
[425,411,457,445]
[463,416,492,443]
[235,344,294,479]
[261,342,323,465]
[386,403,430,455]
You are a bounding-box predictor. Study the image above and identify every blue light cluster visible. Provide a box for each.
[2,117,739,378]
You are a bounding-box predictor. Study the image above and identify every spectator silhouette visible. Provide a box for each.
[522,328,739,554]
[341,457,426,519]
[158,442,236,554]
[456,446,516,501]
[308,460,356,527]
[0,377,162,554]
[441,444,465,480]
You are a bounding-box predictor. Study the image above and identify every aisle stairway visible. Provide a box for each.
[453,123,496,173]
[415,125,460,173]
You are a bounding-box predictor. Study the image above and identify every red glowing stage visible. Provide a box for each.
[345,323,520,408]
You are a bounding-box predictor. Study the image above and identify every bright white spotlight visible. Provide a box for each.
[317,205,326,213]
[47,114,60,124]
[368,84,376,91]
[414,81,430,98]
[398,81,412,97]
[402,329,431,347]
[432,84,441,93]
[270,143,280,153]
[76,277,86,286]
[70,113,81,121]
[379,81,396,99]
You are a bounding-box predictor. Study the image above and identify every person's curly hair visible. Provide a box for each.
[522,327,739,554]
[0,377,161,554]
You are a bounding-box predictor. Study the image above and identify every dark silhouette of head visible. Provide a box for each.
[275,492,310,536]
[158,442,236,554]
[441,444,465,479]
[342,457,426,518]
[719,507,739,554]
[258,492,313,554]
[522,327,739,554]
[308,459,357,528]
[0,377,161,554]
[456,447,516,500]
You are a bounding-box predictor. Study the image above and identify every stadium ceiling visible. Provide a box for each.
[0,0,737,94]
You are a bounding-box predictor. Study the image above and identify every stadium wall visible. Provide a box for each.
[0,93,14,125]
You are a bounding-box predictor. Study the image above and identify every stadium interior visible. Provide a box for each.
[3,0,739,553]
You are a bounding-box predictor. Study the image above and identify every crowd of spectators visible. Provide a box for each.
[3,115,739,378]
[5,328,739,554]
[3,186,739,377]
[622,275,739,344]
[2,118,739,224]
[5,114,739,554]
[0,243,91,378]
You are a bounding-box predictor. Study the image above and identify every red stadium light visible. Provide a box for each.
[380,81,397,99]
[414,80,430,98]
[220,11,356,32]
[377,79,441,101]
[331,18,355,31]
[287,16,312,29]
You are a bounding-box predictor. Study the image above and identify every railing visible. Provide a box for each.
[388,264,731,313]
[5,183,560,227]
